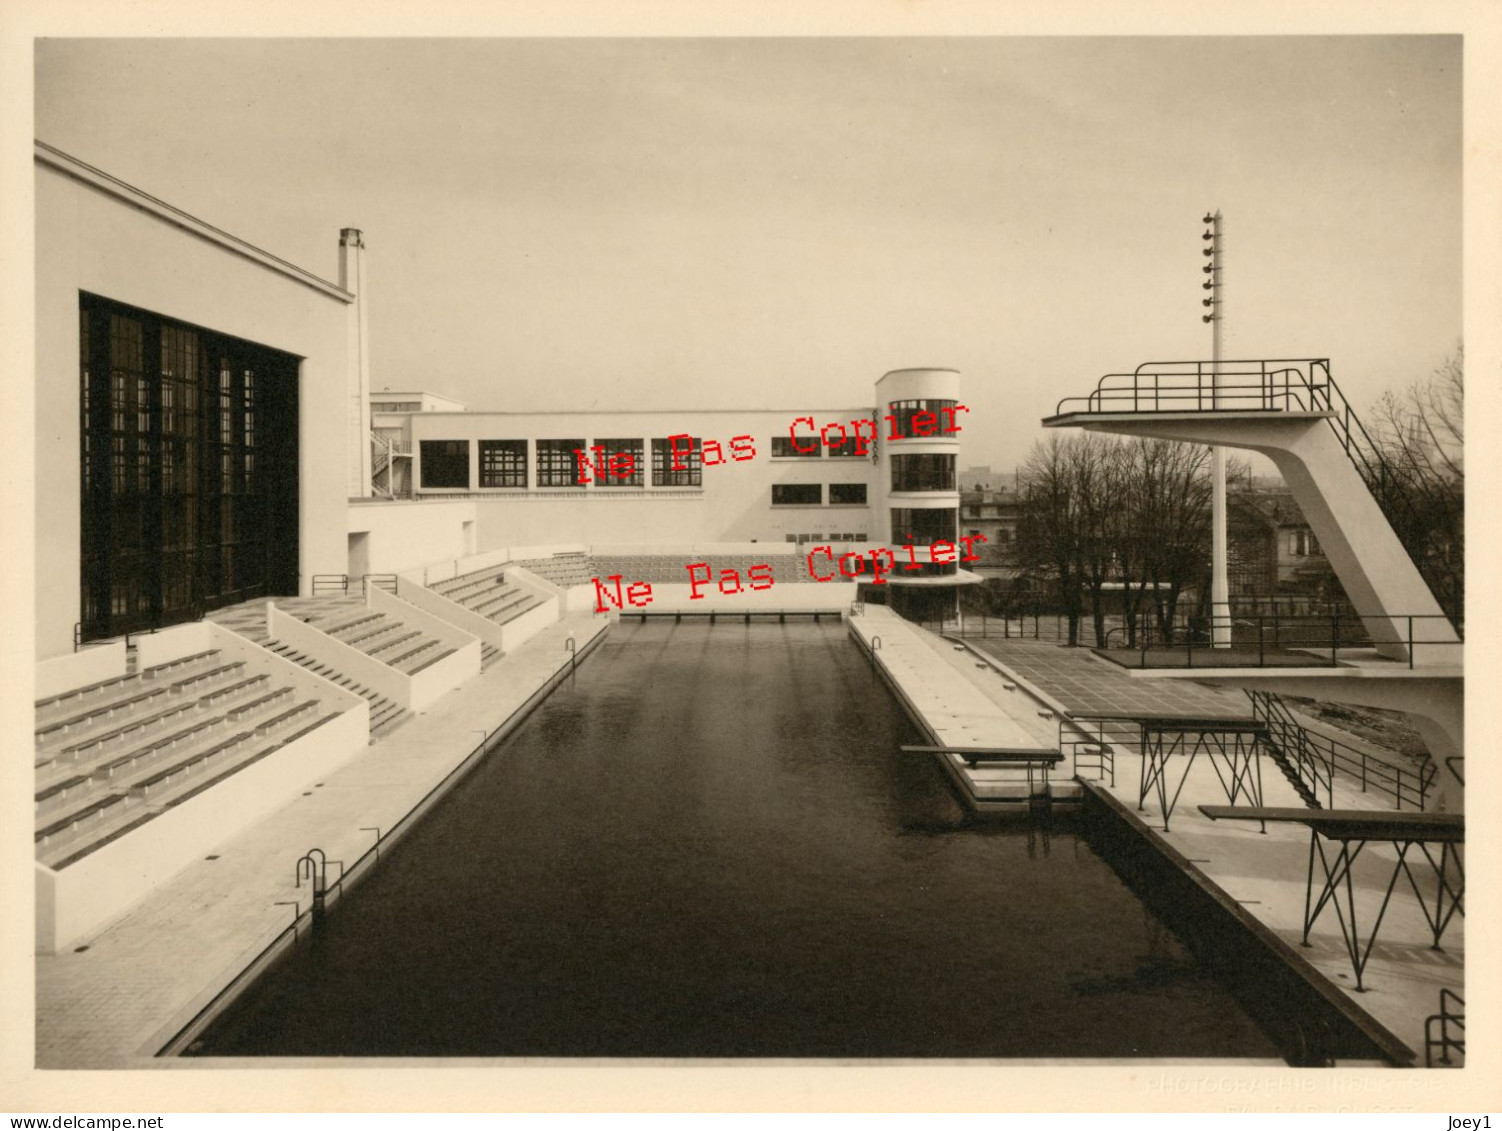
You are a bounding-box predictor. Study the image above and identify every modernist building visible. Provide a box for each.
[373,367,977,620]
[34,139,977,656]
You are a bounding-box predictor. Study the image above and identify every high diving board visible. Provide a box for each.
[1199,805,1464,991]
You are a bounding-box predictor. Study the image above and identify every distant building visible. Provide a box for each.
[959,464,1011,492]
[1228,487,1350,609]
[958,486,1023,575]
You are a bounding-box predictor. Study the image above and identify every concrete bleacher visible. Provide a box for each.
[588,553,819,586]
[510,549,828,589]
[429,563,550,632]
[34,649,341,870]
[509,551,597,588]
[210,595,482,732]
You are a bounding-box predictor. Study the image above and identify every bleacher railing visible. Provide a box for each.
[311,574,350,596]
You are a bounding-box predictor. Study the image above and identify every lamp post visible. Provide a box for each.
[1202,211,1231,648]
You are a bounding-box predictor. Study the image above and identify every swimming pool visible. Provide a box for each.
[187,620,1280,1059]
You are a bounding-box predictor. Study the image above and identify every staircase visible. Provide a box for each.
[206,597,436,738]
[262,642,410,738]
[1247,689,1330,808]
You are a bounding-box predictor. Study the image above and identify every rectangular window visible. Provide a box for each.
[772,483,822,506]
[829,482,868,505]
[890,507,959,576]
[479,439,527,488]
[420,440,469,489]
[886,398,958,440]
[537,439,586,487]
[891,453,956,492]
[591,438,645,487]
[772,435,821,458]
[826,432,868,458]
[652,438,702,486]
[80,293,299,641]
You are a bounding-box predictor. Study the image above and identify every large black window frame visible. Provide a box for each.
[420,441,470,489]
[478,439,527,488]
[890,453,956,492]
[537,439,587,487]
[772,483,822,506]
[652,438,702,486]
[771,435,822,458]
[590,438,645,487]
[889,506,959,577]
[886,399,957,440]
[79,293,299,642]
[829,482,868,505]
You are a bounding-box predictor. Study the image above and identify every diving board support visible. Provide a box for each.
[901,746,1063,797]
[1199,806,1465,991]
[1134,716,1268,832]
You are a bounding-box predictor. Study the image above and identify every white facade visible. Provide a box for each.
[34,142,360,658]
[385,368,971,556]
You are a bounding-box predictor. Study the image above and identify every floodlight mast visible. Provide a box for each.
[1202,210,1231,648]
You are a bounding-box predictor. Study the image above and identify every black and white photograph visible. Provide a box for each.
[3,2,1497,1118]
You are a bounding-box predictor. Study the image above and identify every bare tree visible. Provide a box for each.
[1016,434,1088,645]
[1370,346,1464,625]
[1132,439,1214,644]
[1018,433,1218,648]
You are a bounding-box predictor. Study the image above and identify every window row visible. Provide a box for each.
[418,437,707,489]
[769,434,869,459]
[770,483,868,506]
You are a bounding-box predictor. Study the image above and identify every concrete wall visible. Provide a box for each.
[35,152,354,659]
[346,498,478,576]
[35,641,127,701]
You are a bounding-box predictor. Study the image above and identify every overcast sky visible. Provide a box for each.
[35,36,1461,473]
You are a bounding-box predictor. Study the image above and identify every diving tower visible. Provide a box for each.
[1043,358,1463,810]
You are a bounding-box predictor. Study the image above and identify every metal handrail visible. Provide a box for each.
[362,573,399,596]
[1111,611,1458,670]
[311,573,350,596]
[1424,988,1465,1067]
[1246,691,1434,811]
[1245,692,1333,808]
[1059,716,1128,788]
[1052,358,1332,417]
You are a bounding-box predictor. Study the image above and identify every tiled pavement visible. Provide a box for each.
[34,610,609,1069]
[969,638,1246,717]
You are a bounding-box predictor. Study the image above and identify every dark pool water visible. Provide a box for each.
[188,621,1280,1059]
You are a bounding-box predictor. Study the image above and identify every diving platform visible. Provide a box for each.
[1199,806,1464,992]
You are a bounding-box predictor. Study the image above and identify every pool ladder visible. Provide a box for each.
[295,847,344,922]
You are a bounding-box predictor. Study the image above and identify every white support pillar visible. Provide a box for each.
[1204,210,1231,647]
[339,228,372,499]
